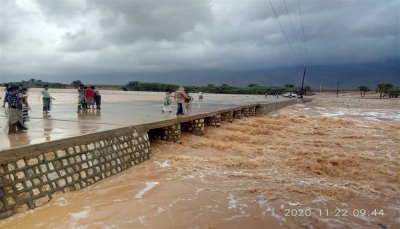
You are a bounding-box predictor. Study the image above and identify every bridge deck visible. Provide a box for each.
[0,96,289,151]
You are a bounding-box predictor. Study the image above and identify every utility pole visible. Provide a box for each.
[337,81,339,97]
[300,66,307,99]
[320,77,323,93]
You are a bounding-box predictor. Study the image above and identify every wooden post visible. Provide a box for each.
[337,81,339,97]
[300,66,307,98]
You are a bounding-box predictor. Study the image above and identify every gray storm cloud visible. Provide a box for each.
[0,0,399,82]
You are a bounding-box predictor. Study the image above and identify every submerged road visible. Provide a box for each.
[0,96,292,151]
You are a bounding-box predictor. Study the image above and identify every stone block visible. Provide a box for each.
[27,158,39,166]
[44,152,55,160]
[15,182,24,191]
[81,163,89,169]
[40,175,48,183]
[6,196,16,206]
[17,191,31,201]
[16,203,30,213]
[15,171,25,180]
[74,183,81,190]
[47,171,59,181]
[58,178,67,188]
[75,155,81,163]
[73,173,79,181]
[4,174,15,183]
[32,188,40,196]
[7,163,16,172]
[87,143,95,150]
[25,180,33,188]
[66,167,74,174]
[48,162,55,171]
[68,157,75,164]
[67,147,75,154]
[16,159,26,168]
[87,169,94,176]
[59,169,67,177]
[34,195,50,207]
[40,164,47,173]
[41,184,51,192]
[53,160,62,169]
[56,150,67,158]
[4,186,13,194]
[32,178,40,186]
[80,171,87,179]
[79,182,87,189]
[25,169,35,179]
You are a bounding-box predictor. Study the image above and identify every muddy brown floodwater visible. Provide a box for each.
[1,97,399,229]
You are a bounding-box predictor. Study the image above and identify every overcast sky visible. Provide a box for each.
[0,0,399,83]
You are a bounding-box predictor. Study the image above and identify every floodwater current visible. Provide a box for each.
[1,97,399,229]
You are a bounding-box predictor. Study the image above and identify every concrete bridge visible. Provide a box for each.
[0,97,311,219]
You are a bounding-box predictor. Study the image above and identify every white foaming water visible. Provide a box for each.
[54,197,69,206]
[135,181,159,199]
[288,202,302,206]
[257,199,268,208]
[262,207,286,224]
[227,194,238,209]
[155,160,170,167]
[69,206,91,220]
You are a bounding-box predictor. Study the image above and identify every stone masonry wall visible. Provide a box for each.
[248,107,256,116]
[204,115,221,128]
[221,111,233,123]
[256,99,310,114]
[0,127,151,219]
[241,108,250,117]
[233,110,242,119]
[181,119,205,135]
[148,124,181,142]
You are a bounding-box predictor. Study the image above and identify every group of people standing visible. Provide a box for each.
[1,83,102,134]
[162,86,203,115]
[2,84,31,134]
[77,85,101,110]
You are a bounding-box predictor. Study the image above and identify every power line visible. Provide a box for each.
[297,0,309,64]
[269,0,300,65]
[283,0,303,65]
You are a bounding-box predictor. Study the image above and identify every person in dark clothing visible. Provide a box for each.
[174,86,190,115]
[91,86,102,109]
[7,85,28,134]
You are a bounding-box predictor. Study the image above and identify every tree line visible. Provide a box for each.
[358,83,400,98]
[121,81,313,95]
[2,79,66,88]
[2,79,398,98]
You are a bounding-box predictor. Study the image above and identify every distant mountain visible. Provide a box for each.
[84,60,399,90]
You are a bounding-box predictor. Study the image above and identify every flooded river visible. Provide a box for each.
[1,97,399,229]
